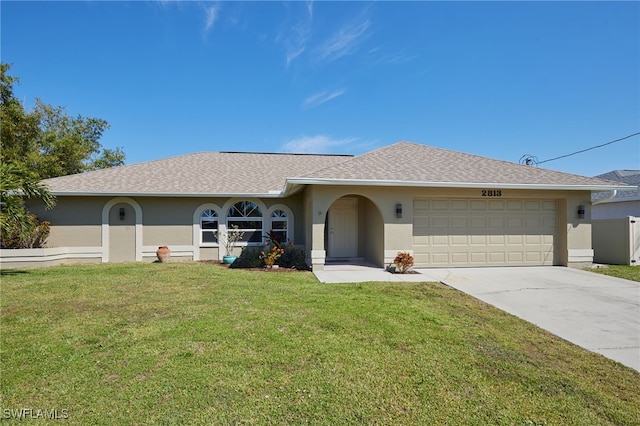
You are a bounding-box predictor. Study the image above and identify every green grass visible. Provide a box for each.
[590,264,640,282]
[1,262,639,425]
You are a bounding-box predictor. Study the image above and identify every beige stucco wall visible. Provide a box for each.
[18,186,595,269]
[564,192,594,266]
[108,202,136,262]
[304,185,412,269]
[139,198,205,247]
[592,200,640,220]
[303,185,595,269]
[27,197,104,247]
[359,197,384,266]
[23,193,306,264]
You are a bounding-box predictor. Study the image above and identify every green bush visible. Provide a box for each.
[230,243,310,270]
[0,214,50,249]
[278,243,310,270]
[230,246,263,268]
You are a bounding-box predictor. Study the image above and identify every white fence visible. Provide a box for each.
[592,216,639,266]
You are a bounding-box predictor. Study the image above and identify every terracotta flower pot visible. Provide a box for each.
[156,246,171,263]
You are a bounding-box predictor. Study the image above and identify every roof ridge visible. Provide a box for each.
[294,141,415,178]
[293,152,361,177]
[220,151,353,157]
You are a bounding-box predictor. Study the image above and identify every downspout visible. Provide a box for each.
[592,190,617,205]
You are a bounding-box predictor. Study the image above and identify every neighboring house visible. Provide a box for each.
[591,170,640,266]
[591,170,640,219]
[3,141,634,269]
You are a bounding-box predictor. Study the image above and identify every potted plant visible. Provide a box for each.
[156,246,171,263]
[216,225,245,264]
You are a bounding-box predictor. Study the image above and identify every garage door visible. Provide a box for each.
[413,199,557,267]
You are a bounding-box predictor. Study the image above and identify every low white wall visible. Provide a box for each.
[0,247,104,268]
[0,245,198,268]
[142,245,195,263]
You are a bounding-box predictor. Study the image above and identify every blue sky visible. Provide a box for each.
[2,1,639,177]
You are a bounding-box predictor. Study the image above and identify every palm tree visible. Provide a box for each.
[0,162,55,245]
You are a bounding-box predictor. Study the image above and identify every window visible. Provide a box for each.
[227,201,263,243]
[270,210,288,243]
[200,209,219,244]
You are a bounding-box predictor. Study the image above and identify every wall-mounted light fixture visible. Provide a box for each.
[119,207,125,220]
[577,205,585,219]
[395,203,403,218]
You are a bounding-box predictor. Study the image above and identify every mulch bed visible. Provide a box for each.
[386,266,421,274]
[198,260,309,272]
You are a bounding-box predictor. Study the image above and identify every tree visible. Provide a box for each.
[1,63,125,179]
[0,63,125,247]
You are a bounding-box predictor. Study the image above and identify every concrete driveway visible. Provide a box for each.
[417,267,640,372]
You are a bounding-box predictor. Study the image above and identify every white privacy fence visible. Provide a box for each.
[592,216,639,266]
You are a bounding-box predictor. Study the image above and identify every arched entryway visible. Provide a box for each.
[108,203,136,262]
[102,197,143,263]
[325,195,384,267]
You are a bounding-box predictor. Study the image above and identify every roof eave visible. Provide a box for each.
[49,191,287,198]
[285,178,636,192]
[49,181,636,198]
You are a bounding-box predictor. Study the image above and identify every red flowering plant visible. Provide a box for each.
[393,251,414,273]
[259,231,286,266]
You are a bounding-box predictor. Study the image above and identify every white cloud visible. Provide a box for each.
[318,17,371,62]
[203,4,218,34]
[306,1,314,19]
[302,89,346,109]
[286,46,306,66]
[281,135,358,154]
[276,2,314,67]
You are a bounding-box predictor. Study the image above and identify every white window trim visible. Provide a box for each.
[266,204,295,243]
[193,204,223,262]
[222,199,268,247]
[199,209,220,246]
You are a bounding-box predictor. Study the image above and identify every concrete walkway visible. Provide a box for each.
[314,265,640,371]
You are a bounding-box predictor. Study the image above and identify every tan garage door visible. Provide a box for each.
[413,199,557,267]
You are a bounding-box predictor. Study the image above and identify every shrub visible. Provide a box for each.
[229,241,310,271]
[0,214,50,249]
[393,251,414,273]
[278,242,310,270]
[230,246,263,268]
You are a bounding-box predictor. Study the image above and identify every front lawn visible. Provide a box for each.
[1,262,638,424]
[590,264,640,282]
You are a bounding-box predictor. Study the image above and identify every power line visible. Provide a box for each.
[520,132,640,166]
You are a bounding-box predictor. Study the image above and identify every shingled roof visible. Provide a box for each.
[43,141,633,196]
[43,151,352,196]
[592,170,640,203]
[291,142,629,190]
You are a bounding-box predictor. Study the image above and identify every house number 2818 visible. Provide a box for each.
[482,190,502,197]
